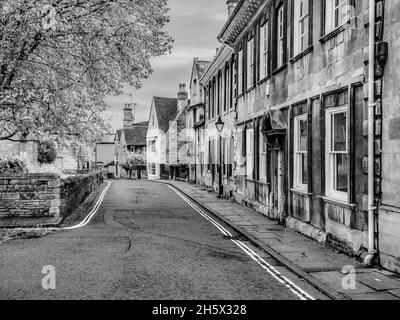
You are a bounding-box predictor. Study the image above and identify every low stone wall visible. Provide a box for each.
[60,173,103,218]
[0,172,103,227]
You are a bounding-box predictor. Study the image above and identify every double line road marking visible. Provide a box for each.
[167,184,315,301]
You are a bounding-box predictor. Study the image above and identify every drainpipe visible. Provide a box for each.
[365,0,376,266]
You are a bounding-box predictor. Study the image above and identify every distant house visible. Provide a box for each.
[0,135,38,168]
[114,104,148,178]
[95,141,115,167]
[146,85,190,180]
[146,96,178,179]
[0,135,94,172]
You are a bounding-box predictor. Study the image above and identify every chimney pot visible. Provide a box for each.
[177,83,188,102]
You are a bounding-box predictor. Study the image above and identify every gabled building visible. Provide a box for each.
[186,58,211,184]
[146,96,178,179]
[166,84,189,179]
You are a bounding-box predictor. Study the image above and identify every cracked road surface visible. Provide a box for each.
[0,180,327,300]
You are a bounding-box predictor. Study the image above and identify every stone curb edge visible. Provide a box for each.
[155,180,351,301]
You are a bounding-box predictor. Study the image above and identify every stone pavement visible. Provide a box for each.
[161,180,400,300]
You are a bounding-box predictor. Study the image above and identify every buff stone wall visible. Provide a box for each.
[0,172,103,227]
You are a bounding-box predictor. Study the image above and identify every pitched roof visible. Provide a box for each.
[195,60,211,78]
[153,97,178,133]
[123,122,149,146]
[190,59,211,86]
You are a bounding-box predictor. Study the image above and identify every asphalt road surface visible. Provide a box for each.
[0,180,327,300]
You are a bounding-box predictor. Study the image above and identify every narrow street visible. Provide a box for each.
[0,180,327,300]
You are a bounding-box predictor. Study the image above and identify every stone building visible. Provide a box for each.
[376,0,400,272]
[114,104,148,178]
[146,85,191,180]
[191,0,400,272]
[186,58,210,184]
[0,137,38,168]
[146,96,179,179]
[0,135,92,172]
[166,84,189,179]
[200,45,236,197]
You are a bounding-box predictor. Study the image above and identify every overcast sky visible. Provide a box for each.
[103,0,227,132]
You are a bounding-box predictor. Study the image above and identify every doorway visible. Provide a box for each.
[268,147,284,220]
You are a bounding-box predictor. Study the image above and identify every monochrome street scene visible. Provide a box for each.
[2,0,400,302]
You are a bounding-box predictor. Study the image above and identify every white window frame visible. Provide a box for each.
[277,6,285,68]
[247,37,255,88]
[293,114,308,191]
[259,128,267,182]
[224,66,230,113]
[246,128,254,179]
[150,140,156,153]
[293,0,310,55]
[325,105,349,202]
[238,49,243,94]
[325,0,350,34]
[260,22,269,79]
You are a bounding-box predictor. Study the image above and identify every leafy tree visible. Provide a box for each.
[125,150,146,178]
[38,140,57,164]
[0,0,173,149]
[0,157,26,174]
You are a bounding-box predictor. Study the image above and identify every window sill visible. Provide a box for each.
[319,21,351,44]
[258,75,271,86]
[290,46,314,64]
[245,85,256,94]
[291,188,312,197]
[319,196,356,210]
[272,64,287,76]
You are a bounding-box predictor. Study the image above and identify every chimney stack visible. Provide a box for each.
[177,83,188,111]
[123,103,134,129]
[227,0,239,18]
